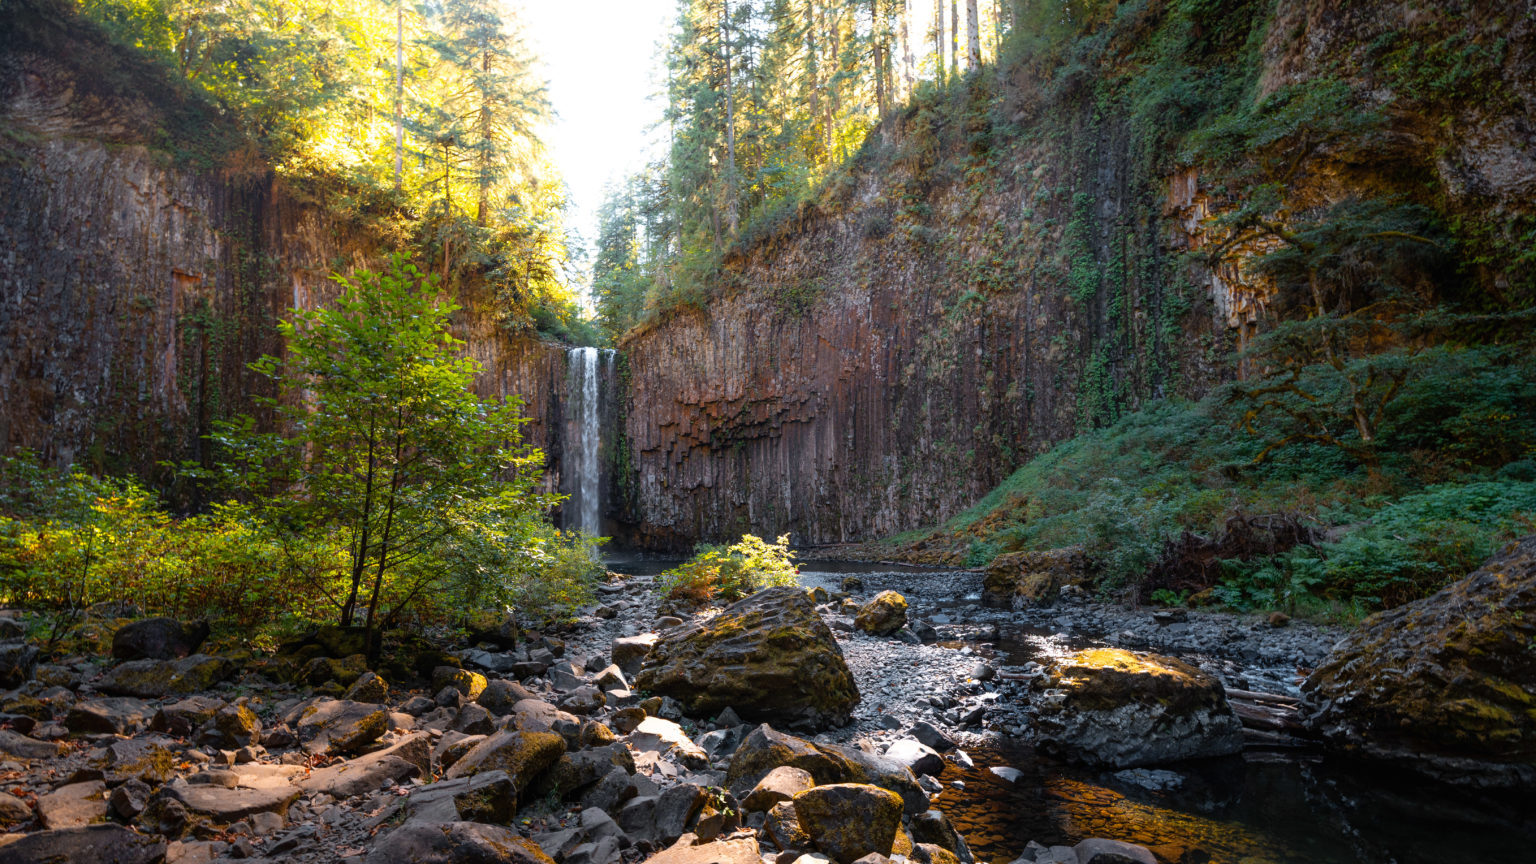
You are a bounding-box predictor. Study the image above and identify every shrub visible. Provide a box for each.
[658,534,799,605]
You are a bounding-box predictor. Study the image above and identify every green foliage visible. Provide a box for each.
[657,533,799,605]
[208,256,560,643]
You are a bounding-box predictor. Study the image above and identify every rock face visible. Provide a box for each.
[1034,648,1243,768]
[1302,535,1536,788]
[982,548,1086,608]
[854,592,908,636]
[636,587,859,730]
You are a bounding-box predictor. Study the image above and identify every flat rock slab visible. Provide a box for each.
[37,780,109,829]
[299,751,419,798]
[0,824,167,864]
[365,821,554,864]
[230,763,306,792]
[66,697,152,735]
[168,784,300,824]
[647,835,762,864]
[0,729,63,760]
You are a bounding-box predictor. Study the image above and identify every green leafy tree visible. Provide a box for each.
[214,255,556,650]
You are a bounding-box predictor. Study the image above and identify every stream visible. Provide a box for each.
[605,556,1536,864]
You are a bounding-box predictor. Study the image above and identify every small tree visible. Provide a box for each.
[214,255,555,651]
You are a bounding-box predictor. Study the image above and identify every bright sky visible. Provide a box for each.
[515,0,677,304]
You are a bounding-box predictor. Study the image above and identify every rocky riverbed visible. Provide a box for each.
[0,559,1533,864]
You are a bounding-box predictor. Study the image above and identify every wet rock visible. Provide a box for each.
[0,641,39,689]
[65,697,150,735]
[637,587,859,731]
[908,811,972,864]
[792,784,903,864]
[646,835,761,864]
[96,654,236,698]
[0,728,64,760]
[196,703,261,749]
[1302,535,1536,788]
[149,695,225,737]
[882,739,943,778]
[1034,648,1242,769]
[1072,838,1156,864]
[366,821,554,864]
[742,766,815,812]
[981,548,1085,609]
[37,780,109,829]
[443,728,565,790]
[111,617,209,661]
[345,670,390,703]
[908,722,955,753]
[0,824,167,864]
[853,592,907,637]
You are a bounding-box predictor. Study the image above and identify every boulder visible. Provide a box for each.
[443,728,566,790]
[0,728,64,760]
[792,784,904,864]
[853,592,907,637]
[1072,839,1157,864]
[65,697,151,735]
[405,771,517,823]
[0,790,31,827]
[1302,535,1536,788]
[366,822,554,864]
[611,634,659,676]
[907,811,972,864]
[298,747,422,798]
[299,654,368,687]
[293,699,389,755]
[0,641,38,689]
[725,725,924,813]
[0,824,166,864]
[541,743,636,801]
[96,654,236,698]
[762,801,810,853]
[149,695,225,737]
[630,717,709,768]
[165,784,300,825]
[1034,648,1242,769]
[196,703,261,749]
[345,671,390,703]
[636,587,859,731]
[883,739,943,778]
[742,766,815,812]
[102,737,180,785]
[479,679,536,715]
[111,617,209,661]
[981,547,1086,609]
[36,781,109,829]
[433,667,488,701]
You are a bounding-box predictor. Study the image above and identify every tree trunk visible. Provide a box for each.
[393,0,403,194]
[722,0,739,237]
[872,0,887,121]
[477,50,491,227]
[966,0,980,70]
[950,0,959,80]
[900,0,914,95]
[806,0,819,157]
[992,0,1003,57]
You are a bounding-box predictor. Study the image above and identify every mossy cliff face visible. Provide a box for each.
[616,0,1535,550]
[1303,535,1536,788]
[636,586,860,731]
[0,8,577,491]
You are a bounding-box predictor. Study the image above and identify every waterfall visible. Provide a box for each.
[566,346,604,535]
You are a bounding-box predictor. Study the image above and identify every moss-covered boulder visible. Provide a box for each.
[443,729,566,792]
[294,699,388,755]
[1302,535,1536,788]
[793,783,904,864]
[1035,648,1242,768]
[853,591,907,636]
[299,654,368,687]
[981,547,1085,609]
[636,586,859,731]
[433,667,488,701]
[196,703,261,749]
[96,654,237,698]
[726,724,926,814]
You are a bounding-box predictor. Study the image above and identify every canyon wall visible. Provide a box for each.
[616,0,1536,549]
[0,6,578,496]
